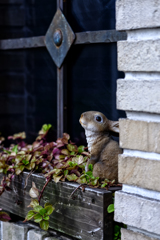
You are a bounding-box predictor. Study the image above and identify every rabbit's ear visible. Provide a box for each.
[109,121,119,133]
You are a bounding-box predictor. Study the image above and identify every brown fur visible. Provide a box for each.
[79,111,122,182]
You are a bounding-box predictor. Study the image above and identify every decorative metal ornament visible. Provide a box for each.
[45,9,75,68]
[53,29,63,47]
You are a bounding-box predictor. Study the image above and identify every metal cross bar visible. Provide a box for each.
[0,36,45,50]
[0,30,126,50]
[75,30,127,44]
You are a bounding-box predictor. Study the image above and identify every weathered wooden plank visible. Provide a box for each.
[0,172,113,240]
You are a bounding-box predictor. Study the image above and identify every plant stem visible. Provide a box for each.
[70,184,85,198]
[38,177,52,204]
[24,169,35,190]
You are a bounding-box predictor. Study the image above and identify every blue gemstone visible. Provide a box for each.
[53,29,62,47]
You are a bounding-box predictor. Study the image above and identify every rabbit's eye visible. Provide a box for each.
[96,116,102,122]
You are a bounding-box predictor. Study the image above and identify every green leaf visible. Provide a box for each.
[70,151,75,156]
[40,220,49,231]
[25,210,35,221]
[39,208,47,217]
[114,225,121,232]
[67,144,77,152]
[28,199,39,208]
[54,169,62,176]
[103,179,110,183]
[61,149,70,156]
[64,170,68,176]
[107,204,114,213]
[53,175,63,183]
[88,164,93,171]
[44,202,51,208]
[12,145,18,154]
[15,165,25,175]
[22,160,29,165]
[101,183,107,188]
[3,150,11,154]
[86,171,93,177]
[78,145,85,153]
[76,177,87,184]
[20,165,25,171]
[3,169,7,175]
[66,174,78,181]
[34,213,42,223]
[89,178,99,186]
[68,161,77,168]
[45,205,55,215]
[43,216,49,221]
[42,124,52,132]
[34,205,43,213]
[72,156,85,165]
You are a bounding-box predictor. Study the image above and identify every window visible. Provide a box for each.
[0,0,126,145]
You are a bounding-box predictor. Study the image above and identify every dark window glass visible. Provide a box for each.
[66,0,116,32]
[65,44,125,145]
[0,0,56,39]
[25,0,56,37]
[0,48,57,143]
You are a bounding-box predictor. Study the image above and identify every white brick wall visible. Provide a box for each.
[116,0,160,30]
[115,0,160,239]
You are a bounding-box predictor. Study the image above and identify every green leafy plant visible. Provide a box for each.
[0,124,121,230]
[24,199,54,230]
[107,200,126,240]
[114,225,121,240]
[107,203,114,213]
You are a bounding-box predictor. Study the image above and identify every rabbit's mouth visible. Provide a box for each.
[79,117,86,127]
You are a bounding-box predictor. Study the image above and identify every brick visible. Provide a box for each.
[27,229,49,240]
[119,119,160,153]
[119,155,160,192]
[1,222,13,240]
[118,40,160,72]
[121,228,159,240]
[116,0,160,30]
[12,222,29,240]
[114,191,160,235]
[117,79,160,114]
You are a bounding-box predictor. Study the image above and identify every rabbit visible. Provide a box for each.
[79,111,122,182]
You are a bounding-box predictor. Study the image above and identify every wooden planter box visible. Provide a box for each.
[0,172,114,240]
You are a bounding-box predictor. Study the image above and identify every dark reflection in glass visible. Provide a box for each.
[0,0,56,39]
[25,0,56,37]
[0,48,57,143]
[66,0,116,32]
[65,43,125,145]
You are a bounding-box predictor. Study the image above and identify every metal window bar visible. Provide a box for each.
[0,0,127,138]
